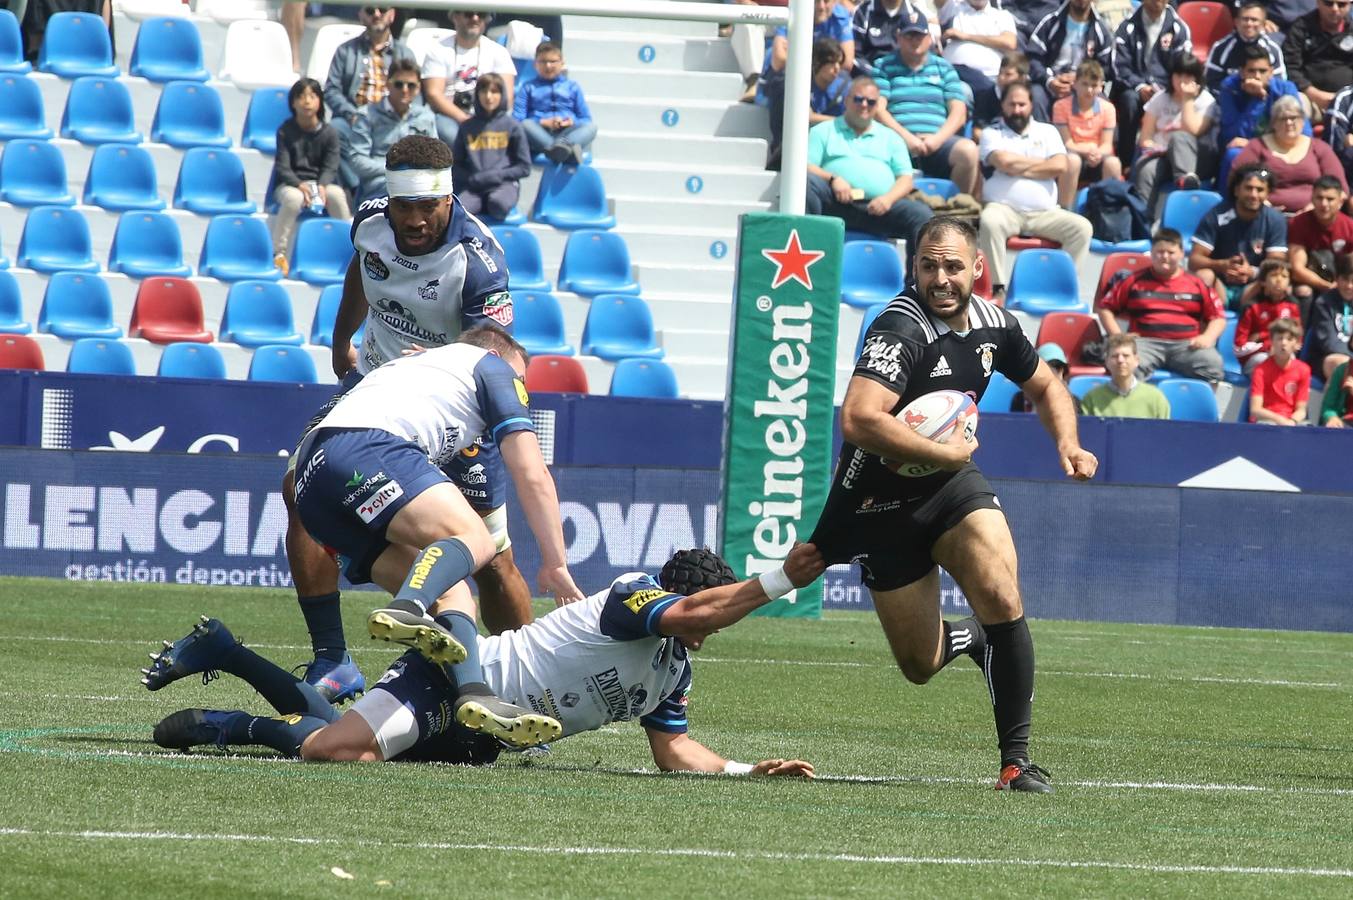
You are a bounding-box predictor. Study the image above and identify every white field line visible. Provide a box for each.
[0,826,1349,878]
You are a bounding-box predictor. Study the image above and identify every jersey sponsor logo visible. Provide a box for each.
[841,446,867,490]
[345,470,364,488]
[857,496,902,514]
[364,251,390,281]
[407,544,443,589]
[623,588,669,613]
[484,291,514,326]
[294,447,326,498]
[358,196,388,212]
[393,254,419,271]
[467,236,498,274]
[373,298,450,344]
[460,463,487,485]
[418,278,439,302]
[929,355,952,377]
[977,342,997,377]
[628,684,648,717]
[589,666,632,721]
[860,334,902,382]
[513,376,529,407]
[342,470,389,505]
[355,480,404,524]
[560,692,579,708]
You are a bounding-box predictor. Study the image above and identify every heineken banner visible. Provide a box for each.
[721,213,844,617]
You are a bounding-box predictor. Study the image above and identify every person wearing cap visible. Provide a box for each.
[1009,343,1082,412]
[422,10,517,148]
[1080,333,1172,418]
[873,11,981,196]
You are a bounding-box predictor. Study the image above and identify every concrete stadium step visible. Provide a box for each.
[561,14,721,39]
[564,32,737,72]
[632,264,734,297]
[585,97,770,140]
[590,160,777,205]
[609,194,771,230]
[651,356,728,400]
[527,223,737,268]
[570,65,742,101]
[591,131,766,168]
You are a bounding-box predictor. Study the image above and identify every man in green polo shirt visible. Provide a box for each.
[1081,333,1173,419]
[806,75,934,272]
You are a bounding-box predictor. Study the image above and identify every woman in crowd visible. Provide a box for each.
[1232,94,1348,215]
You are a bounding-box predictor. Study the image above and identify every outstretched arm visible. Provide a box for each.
[645,728,814,777]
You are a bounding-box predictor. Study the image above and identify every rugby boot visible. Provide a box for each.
[141,616,237,691]
[299,653,366,704]
[456,694,562,750]
[153,708,242,750]
[995,759,1054,794]
[367,601,467,665]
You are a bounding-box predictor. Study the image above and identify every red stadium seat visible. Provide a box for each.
[1178,2,1233,62]
[975,249,995,303]
[526,354,589,393]
[1036,312,1106,377]
[0,333,43,369]
[129,277,214,344]
[1006,236,1061,251]
[1094,251,1150,307]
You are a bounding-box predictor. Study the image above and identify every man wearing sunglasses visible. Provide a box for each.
[1283,0,1353,117]
[423,10,517,147]
[345,58,439,203]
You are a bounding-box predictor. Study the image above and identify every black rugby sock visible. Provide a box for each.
[983,616,1035,765]
[218,643,340,723]
[940,616,986,668]
[224,713,330,757]
[297,591,345,662]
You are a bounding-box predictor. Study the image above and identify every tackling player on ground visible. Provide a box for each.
[809,216,1097,792]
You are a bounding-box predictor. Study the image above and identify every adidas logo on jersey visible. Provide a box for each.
[929,355,952,377]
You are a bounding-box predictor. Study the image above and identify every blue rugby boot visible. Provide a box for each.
[140,616,238,691]
[299,653,366,704]
[367,602,467,666]
[153,708,243,751]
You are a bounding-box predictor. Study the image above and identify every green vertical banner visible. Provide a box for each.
[721,212,843,618]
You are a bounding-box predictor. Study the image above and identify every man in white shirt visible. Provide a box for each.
[421,10,517,146]
[976,80,1092,296]
[940,0,1017,100]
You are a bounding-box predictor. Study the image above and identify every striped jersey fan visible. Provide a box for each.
[883,390,978,477]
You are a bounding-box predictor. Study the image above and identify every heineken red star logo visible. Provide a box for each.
[762,229,826,290]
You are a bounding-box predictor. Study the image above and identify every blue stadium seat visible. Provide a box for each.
[173,147,256,214]
[531,163,616,230]
[220,280,305,347]
[1005,248,1087,313]
[580,294,663,361]
[0,271,31,334]
[37,12,119,78]
[158,341,227,379]
[1158,377,1220,422]
[913,177,958,200]
[610,358,679,398]
[557,230,640,297]
[0,74,53,139]
[66,337,136,375]
[1067,374,1109,398]
[83,144,165,211]
[108,211,192,278]
[840,241,904,309]
[198,215,282,281]
[17,207,99,273]
[0,10,29,73]
[855,302,888,359]
[240,88,290,153]
[1161,190,1223,251]
[0,139,76,207]
[151,81,231,148]
[978,370,1019,412]
[310,283,342,347]
[513,290,573,356]
[60,76,143,144]
[38,273,121,339]
[498,226,550,291]
[1217,315,1249,385]
[248,344,318,383]
[478,206,527,227]
[289,218,354,285]
[129,16,210,82]
[1076,187,1151,254]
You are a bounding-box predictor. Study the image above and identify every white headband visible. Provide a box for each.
[385,166,454,199]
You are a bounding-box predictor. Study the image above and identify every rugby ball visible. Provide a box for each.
[883,390,978,478]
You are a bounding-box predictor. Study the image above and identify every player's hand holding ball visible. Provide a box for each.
[883,390,979,477]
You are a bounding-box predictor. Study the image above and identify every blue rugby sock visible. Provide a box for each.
[298,592,345,662]
[395,538,476,614]
[224,712,330,758]
[434,611,490,697]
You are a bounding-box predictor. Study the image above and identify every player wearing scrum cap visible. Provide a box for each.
[807,216,1096,792]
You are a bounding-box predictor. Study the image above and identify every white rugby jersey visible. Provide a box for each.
[317,343,533,468]
[351,197,514,374]
[480,574,693,737]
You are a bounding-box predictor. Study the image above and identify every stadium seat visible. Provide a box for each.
[0,140,75,207]
[610,358,679,398]
[1178,2,1232,62]
[1218,316,1248,385]
[218,20,298,90]
[1067,374,1109,398]
[305,23,363,82]
[108,211,193,278]
[0,271,32,334]
[557,230,641,296]
[38,273,121,339]
[66,337,136,375]
[310,283,342,347]
[1094,251,1150,305]
[83,144,165,211]
[1161,190,1223,250]
[513,290,573,356]
[151,81,232,148]
[241,88,291,154]
[37,12,119,78]
[194,0,272,23]
[119,0,194,20]
[913,177,958,200]
[404,27,454,66]
[198,215,282,281]
[0,334,44,369]
[60,76,144,144]
[580,294,664,360]
[0,9,29,73]
[854,302,887,359]
[525,354,589,393]
[1158,377,1221,421]
[129,16,210,82]
[498,226,550,291]
[17,207,99,273]
[0,74,52,139]
[974,249,994,301]
[289,218,355,285]
[1076,187,1151,254]
[172,148,256,214]
[248,344,317,383]
[1005,249,1086,313]
[978,370,1019,412]
[531,163,616,230]
[129,277,213,344]
[1035,312,1106,377]
[1007,236,1061,251]
[840,241,904,308]
[478,206,527,227]
[158,340,227,379]
[220,279,305,347]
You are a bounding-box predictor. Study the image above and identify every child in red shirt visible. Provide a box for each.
[1249,317,1311,424]
[1234,259,1302,372]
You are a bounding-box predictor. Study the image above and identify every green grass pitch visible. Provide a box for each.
[1,576,1351,898]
